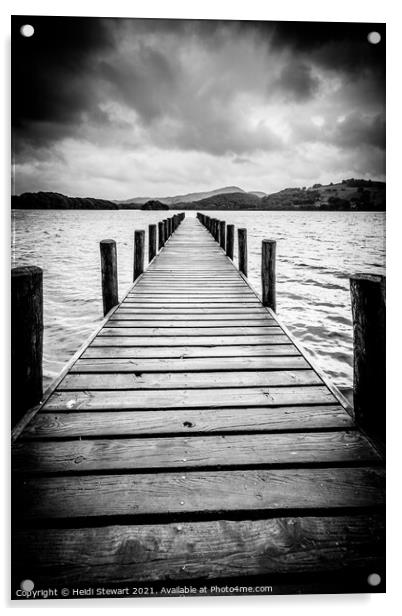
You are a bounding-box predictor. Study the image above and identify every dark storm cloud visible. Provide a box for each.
[268,21,385,74]
[274,62,320,101]
[12,17,385,196]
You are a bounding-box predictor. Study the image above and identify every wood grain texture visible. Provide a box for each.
[59,369,321,390]
[14,467,385,520]
[22,405,354,439]
[43,385,337,411]
[13,431,379,474]
[81,344,300,359]
[71,355,310,372]
[12,514,385,584]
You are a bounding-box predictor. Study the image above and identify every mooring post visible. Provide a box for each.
[11,266,43,426]
[261,240,277,312]
[163,219,168,242]
[219,220,226,250]
[100,239,119,316]
[158,221,164,249]
[134,230,145,281]
[238,228,248,276]
[226,224,234,259]
[350,274,385,443]
[148,224,157,262]
[214,219,219,241]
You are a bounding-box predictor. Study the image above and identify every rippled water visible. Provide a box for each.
[11,209,385,399]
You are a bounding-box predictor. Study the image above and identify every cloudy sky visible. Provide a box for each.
[12,17,385,199]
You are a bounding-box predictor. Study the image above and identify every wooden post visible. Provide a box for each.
[11,266,43,426]
[158,221,164,249]
[238,228,248,276]
[226,224,234,259]
[219,220,226,250]
[148,224,156,262]
[261,240,277,312]
[163,219,168,242]
[100,240,119,316]
[133,230,145,281]
[350,274,385,442]
[214,219,219,241]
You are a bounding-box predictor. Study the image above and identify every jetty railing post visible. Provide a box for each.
[11,266,43,426]
[219,220,226,250]
[350,274,386,443]
[226,224,234,259]
[261,240,277,312]
[133,230,145,281]
[158,221,164,249]
[148,224,156,262]
[100,240,119,316]
[238,228,248,276]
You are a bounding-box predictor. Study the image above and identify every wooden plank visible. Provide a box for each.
[98,326,284,336]
[109,318,275,325]
[90,335,290,347]
[13,431,379,474]
[59,370,322,391]
[12,514,385,584]
[117,307,268,314]
[71,356,310,373]
[22,405,354,439]
[43,385,337,411]
[123,299,260,304]
[14,467,385,520]
[81,345,301,359]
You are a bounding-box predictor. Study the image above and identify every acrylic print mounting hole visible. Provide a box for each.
[20,24,34,38]
[367,31,381,44]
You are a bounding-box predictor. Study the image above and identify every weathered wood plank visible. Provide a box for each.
[71,356,310,373]
[22,405,354,439]
[90,335,290,347]
[59,370,321,390]
[14,467,385,520]
[123,299,260,304]
[109,318,275,326]
[81,344,301,359]
[117,307,268,314]
[12,514,385,585]
[43,386,337,411]
[13,431,379,474]
[98,326,284,336]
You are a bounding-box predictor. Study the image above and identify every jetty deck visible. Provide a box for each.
[12,216,385,595]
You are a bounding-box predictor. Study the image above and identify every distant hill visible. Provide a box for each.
[11,191,118,210]
[116,186,246,206]
[176,192,262,210]
[260,179,385,211]
[11,180,385,211]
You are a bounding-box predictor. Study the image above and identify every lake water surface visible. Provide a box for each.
[11,210,385,400]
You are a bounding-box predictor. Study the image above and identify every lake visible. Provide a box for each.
[11,209,385,400]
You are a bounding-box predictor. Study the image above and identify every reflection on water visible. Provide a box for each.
[12,209,385,396]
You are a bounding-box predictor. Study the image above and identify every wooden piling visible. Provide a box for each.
[148,224,157,262]
[163,219,168,242]
[219,220,226,250]
[100,240,119,316]
[238,228,248,276]
[133,230,145,281]
[350,274,386,443]
[261,240,277,312]
[11,266,43,426]
[226,224,234,260]
[158,221,164,249]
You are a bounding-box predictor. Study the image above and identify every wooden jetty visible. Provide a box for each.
[11,213,385,596]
